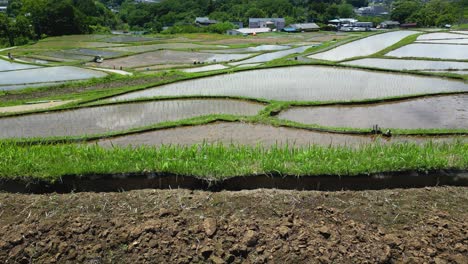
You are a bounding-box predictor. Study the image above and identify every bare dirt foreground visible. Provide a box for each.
[0,187,467,264]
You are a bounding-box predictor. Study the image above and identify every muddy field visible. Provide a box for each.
[96,122,466,148]
[0,187,466,263]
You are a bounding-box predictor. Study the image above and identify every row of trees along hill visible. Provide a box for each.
[0,0,466,47]
[0,0,118,46]
[391,0,466,27]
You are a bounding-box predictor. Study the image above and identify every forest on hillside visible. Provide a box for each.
[0,0,466,46]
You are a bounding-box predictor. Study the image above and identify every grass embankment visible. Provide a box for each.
[0,141,466,182]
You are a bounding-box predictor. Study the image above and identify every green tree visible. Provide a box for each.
[390,0,423,23]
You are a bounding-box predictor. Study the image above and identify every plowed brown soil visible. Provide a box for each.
[1,187,467,263]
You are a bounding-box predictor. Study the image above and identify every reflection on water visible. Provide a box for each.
[0,99,263,138]
[0,66,107,91]
[342,58,468,71]
[308,31,417,61]
[229,45,315,65]
[386,44,468,60]
[96,122,467,148]
[112,66,468,102]
[278,95,468,129]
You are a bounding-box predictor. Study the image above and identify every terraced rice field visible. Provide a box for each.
[105,43,226,53]
[200,45,290,54]
[0,59,41,71]
[278,95,468,129]
[417,33,468,40]
[341,58,468,71]
[0,99,263,138]
[229,45,315,65]
[99,50,254,68]
[102,36,159,43]
[386,44,468,60]
[111,66,468,102]
[308,31,418,61]
[182,64,228,73]
[0,66,107,91]
[96,122,464,147]
[415,39,468,44]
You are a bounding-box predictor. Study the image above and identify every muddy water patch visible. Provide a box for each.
[111,66,468,102]
[308,31,418,61]
[96,122,465,148]
[386,44,468,60]
[278,95,468,129]
[99,50,253,68]
[0,99,263,139]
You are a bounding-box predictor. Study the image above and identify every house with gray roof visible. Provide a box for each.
[249,18,285,31]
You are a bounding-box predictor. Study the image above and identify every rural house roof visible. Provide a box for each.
[289,23,320,30]
[249,18,285,23]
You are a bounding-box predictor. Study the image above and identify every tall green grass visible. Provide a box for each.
[0,141,466,182]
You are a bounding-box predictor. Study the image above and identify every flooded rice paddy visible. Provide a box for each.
[417,33,468,40]
[200,45,290,54]
[0,66,107,91]
[182,64,228,73]
[102,36,158,43]
[341,58,468,71]
[386,44,468,60]
[229,45,315,65]
[278,95,468,129]
[96,122,466,148]
[111,66,468,102]
[99,50,254,68]
[415,39,468,44]
[105,43,225,53]
[308,31,417,61]
[0,59,41,72]
[0,99,263,139]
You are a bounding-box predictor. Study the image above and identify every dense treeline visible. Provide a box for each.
[391,0,465,26]
[1,0,118,46]
[0,0,466,47]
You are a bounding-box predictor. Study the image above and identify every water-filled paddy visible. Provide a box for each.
[308,31,417,61]
[451,31,468,35]
[102,36,158,43]
[341,58,468,71]
[0,59,41,72]
[96,122,465,148]
[105,43,225,53]
[41,51,94,61]
[64,48,124,58]
[278,95,468,129]
[0,66,107,91]
[386,44,468,60]
[229,45,315,65]
[99,50,253,68]
[111,66,468,102]
[201,45,290,54]
[417,33,468,40]
[416,39,468,44]
[0,99,263,139]
[182,64,228,73]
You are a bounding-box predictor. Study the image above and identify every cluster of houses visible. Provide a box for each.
[194,17,320,36]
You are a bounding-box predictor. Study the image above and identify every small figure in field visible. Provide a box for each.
[7,52,14,60]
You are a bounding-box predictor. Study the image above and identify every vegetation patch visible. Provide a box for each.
[0,141,466,183]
